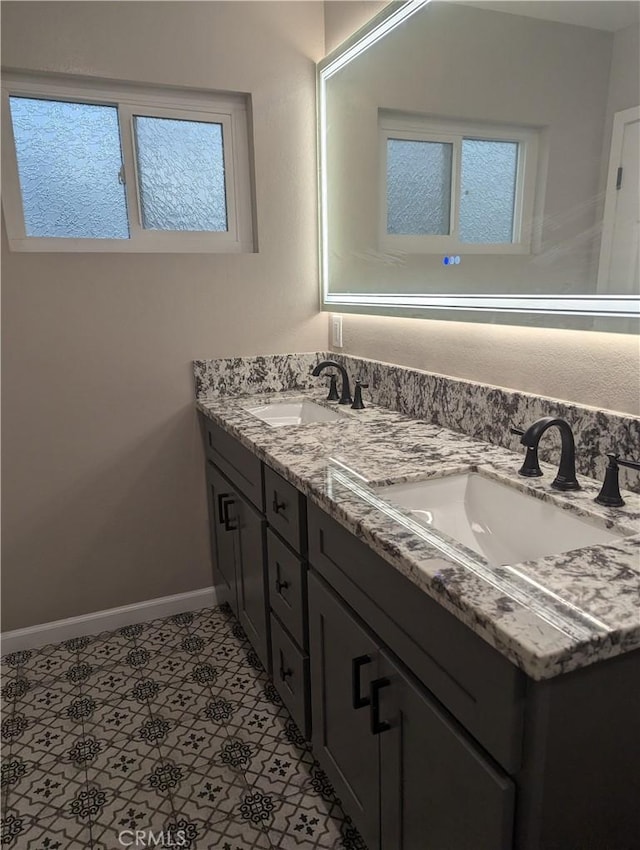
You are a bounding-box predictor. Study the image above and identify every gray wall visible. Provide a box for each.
[1,1,327,631]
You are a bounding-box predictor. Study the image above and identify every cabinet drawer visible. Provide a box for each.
[270,614,310,738]
[267,530,307,650]
[202,415,263,511]
[265,466,307,553]
[308,502,525,773]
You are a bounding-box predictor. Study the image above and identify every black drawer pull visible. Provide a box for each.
[352,655,371,709]
[221,497,237,532]
[275,577,290,594]
[370,677,391,735]
[280,666,293,681]
[272,493,287,514]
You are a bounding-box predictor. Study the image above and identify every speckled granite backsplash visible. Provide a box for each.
[193,351,640,493]
[194,352,331,399]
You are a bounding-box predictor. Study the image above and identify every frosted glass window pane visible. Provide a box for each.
[134,117,227,231]
[459,139,518,243]
[9,97,129,239]
[387,139,452,235]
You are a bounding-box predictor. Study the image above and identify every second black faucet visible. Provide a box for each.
[517,417,580,491]
[312,360,352,405]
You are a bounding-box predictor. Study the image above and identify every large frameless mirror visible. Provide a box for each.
[318,0,640,331]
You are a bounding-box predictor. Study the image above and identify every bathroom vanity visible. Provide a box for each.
[196,356,640,850]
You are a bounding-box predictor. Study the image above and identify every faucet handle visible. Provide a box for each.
[351,380,369,410]
[326,374,340,402]
[512,423,543,478]
[615,455,640,472]
[595,454,640,508]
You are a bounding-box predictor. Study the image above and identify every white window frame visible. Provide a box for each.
[378,113,539,255]
[1,73,255,253]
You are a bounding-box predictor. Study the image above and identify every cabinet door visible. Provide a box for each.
[206,462,238,614]
[235,491,269,670]
[379,651,515,850]
[308,572,380,850]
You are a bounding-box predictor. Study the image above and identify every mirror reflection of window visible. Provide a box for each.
[385,136,521,244]
[320,0,640,327]
[379,113,539,255]
[387,138,453,236]
[459,139,518,244]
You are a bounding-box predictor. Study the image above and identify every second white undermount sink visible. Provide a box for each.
[246,399,344,427]
[374,472,625,566]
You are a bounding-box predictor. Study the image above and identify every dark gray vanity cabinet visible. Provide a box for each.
[308,570,515,850]
[202,416,270,670]
[307,500,640,850]
[200,413,639,850]
[201,413,311,731]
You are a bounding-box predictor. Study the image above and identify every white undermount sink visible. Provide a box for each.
[374,472,625,566]
[246,399,344,427]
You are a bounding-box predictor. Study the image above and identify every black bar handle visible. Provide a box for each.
[370,677,391,735]
[510,426,524,436]
[272,492,286,514]
[217,493,230,524]
[279,650,293,682]
[222,497,237,532]
[275,577,290,594]
[352,655,371,709]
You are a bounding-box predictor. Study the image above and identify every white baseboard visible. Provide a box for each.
[0,586,218,655]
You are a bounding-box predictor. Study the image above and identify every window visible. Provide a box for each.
[1,74,255,252]
[379,113,539,254]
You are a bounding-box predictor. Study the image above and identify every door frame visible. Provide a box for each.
[597,104,640,293]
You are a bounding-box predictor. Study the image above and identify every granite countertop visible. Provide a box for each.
[196,389,640,681]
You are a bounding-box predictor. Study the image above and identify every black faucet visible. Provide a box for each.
[519,417,580,491]
[594,454,640,507]
[312,360,352,405]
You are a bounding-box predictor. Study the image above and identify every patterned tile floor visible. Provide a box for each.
[0,606,367,849]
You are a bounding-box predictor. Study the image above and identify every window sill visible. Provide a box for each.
[6,237,256,253]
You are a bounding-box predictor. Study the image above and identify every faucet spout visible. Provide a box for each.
[520,416,580,491]
[312,359,353,405]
